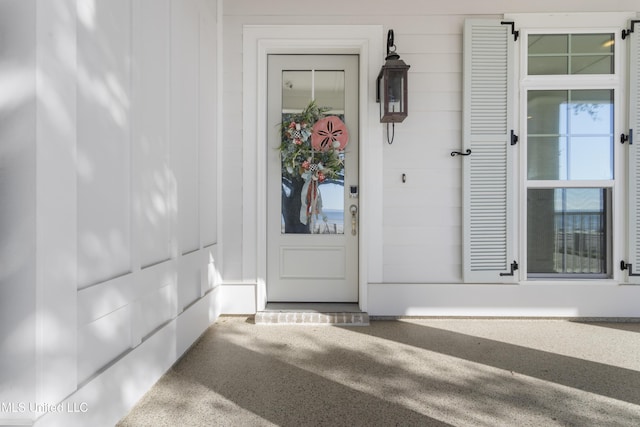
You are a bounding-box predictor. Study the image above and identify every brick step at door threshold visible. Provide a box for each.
[255,303,369,326]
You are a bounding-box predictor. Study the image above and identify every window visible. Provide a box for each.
[525,33,616,279]
[463,14,639,283]
[526,88,614,278]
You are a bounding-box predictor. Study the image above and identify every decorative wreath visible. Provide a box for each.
[279,100,349,227]
[279,100,349,184]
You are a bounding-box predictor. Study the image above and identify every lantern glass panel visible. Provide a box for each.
[386,70,405,114]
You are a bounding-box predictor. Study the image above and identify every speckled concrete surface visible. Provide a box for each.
[117,317,640,426]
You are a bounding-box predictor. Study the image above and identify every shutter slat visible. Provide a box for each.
[463,19,515,283]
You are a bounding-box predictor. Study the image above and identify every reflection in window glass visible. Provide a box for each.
[528,188,610,276]
[527,90,613,180]
[282,71,312,112]
[314,71,345,113]
[528,33,614,75]
[571,34,614,54]
[529,34,567,54]
[280,69,346,234]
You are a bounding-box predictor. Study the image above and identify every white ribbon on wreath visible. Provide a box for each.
[300,160,324,231]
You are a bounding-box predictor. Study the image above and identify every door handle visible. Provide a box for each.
[349,204,358,236]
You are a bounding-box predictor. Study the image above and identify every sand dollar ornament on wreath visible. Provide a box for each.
[311,116,349,151]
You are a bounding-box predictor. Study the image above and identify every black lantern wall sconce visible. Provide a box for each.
[376,29,410,144]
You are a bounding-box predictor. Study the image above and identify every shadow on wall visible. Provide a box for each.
[76,0,134,288]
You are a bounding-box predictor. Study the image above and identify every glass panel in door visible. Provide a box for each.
[280,69,346,234]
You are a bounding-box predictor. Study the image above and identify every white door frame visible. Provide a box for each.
[242,25,384,312]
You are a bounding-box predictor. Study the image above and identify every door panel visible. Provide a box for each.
[267,54,359,302]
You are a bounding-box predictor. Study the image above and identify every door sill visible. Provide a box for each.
[255,302,369,325]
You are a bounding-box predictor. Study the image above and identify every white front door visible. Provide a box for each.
[267,55,359,302]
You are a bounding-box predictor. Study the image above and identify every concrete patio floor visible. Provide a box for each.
[117,316,640,426]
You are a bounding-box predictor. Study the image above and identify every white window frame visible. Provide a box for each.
[507,12,635,283]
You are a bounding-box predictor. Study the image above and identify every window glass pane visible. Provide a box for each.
[528,188,610,276]
[528,57,568,75]
[527,136,566,180]
[572,56,613,74]
[569,90,614,134]
[282,71,311,112]
[527,90,613,180]
[527,90,568,135]
[528,33,614,75]
[571,34,614,54]
[314,71,345,114]
[528,34,567,54]
[528,90,568,179]
[567,137,613,180]
[312,71,346,234]
[280,70,346,234]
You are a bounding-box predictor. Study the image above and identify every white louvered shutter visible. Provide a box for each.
[462,19,516,283]
[626,20,640,284]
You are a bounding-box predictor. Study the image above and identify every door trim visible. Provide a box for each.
[242,25,384,312]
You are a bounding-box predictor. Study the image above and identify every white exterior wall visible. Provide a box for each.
[0,1,220,426]
[0,0,38,417]
[222,0,640,316]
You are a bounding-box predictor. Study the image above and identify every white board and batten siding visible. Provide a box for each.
[29,1,221,426]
